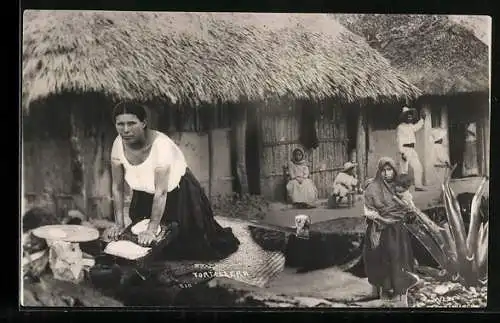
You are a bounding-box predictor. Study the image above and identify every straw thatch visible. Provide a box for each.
[22,11,420,110]
[448,15,491,47]
[336,14,489,96]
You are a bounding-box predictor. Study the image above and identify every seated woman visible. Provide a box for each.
[286,148,318,209]
[103,102,240,262]
[362,157,419,307]
[330,161,359,208]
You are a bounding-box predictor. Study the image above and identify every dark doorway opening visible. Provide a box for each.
[345,105,358,161]
[246,106,261,195]
[448,104,480,179]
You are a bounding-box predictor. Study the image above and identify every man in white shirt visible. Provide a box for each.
[396,106,426,191]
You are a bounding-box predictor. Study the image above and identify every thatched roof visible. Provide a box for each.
[336,14,490,96]
[448,15,491,47]
[22,11,420,109]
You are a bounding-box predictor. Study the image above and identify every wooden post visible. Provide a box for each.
[207,105,215,200]
[440,105,450,161]
[366,110,374,179]
[478,99,490,177]
[167,106,182,145]
[422,105,432,186]
[484,103,490,177]
[356,106,367,187]
[208,129,214,200]
[231,106,249,195]
[91,130,113,220]
[69,109,87,216]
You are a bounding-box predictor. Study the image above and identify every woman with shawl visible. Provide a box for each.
[286,148,318,208]
[362,157,419,307]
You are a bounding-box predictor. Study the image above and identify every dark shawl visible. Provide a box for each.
[364,157,408,223]
[362,157,415,294]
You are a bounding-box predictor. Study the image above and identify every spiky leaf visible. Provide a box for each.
[466,177,488,271]
[442,223,457,259]
[477,221,488,277]
[442,174,475,285]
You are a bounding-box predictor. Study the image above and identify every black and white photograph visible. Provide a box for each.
[21,11,490,308]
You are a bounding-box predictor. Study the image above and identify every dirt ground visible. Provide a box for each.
[205,266,377,307]
[22,177,486,308]
[261,176,487,229]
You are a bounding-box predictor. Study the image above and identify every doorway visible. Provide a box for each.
[246,105,261,195]
[345,105,358,161]
[448,104,480,179]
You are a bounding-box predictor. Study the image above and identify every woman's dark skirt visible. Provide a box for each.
[363,219,415,295]
[129,168,240,262]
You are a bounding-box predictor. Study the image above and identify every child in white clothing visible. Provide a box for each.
[330,162,358,207]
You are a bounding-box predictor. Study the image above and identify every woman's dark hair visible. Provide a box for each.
[292,148,304,161]
[112,102,148,122]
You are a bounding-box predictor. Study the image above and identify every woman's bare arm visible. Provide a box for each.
[111,160,125,228]
[148,166,170,232]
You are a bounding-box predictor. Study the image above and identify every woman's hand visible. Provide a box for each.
[138,229,157,247]
[404,211,417,224]
[103,224,124,241]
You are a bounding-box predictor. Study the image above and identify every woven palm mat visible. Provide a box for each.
[208,217,286,288]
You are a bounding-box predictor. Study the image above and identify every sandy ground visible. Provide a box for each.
[208,266,378,307]
[204,177,488,308]
[206,216,376,307]
[23,178,486,308]
[262,176,486,229]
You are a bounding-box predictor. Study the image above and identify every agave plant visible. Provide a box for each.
[441,166,489,286]
[388,165,488,287]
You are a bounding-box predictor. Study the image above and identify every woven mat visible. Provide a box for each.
[208,217,286,288]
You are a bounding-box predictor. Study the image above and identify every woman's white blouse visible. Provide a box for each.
[111,131,187,193]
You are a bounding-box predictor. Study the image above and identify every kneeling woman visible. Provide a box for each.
[105,102,240,261]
